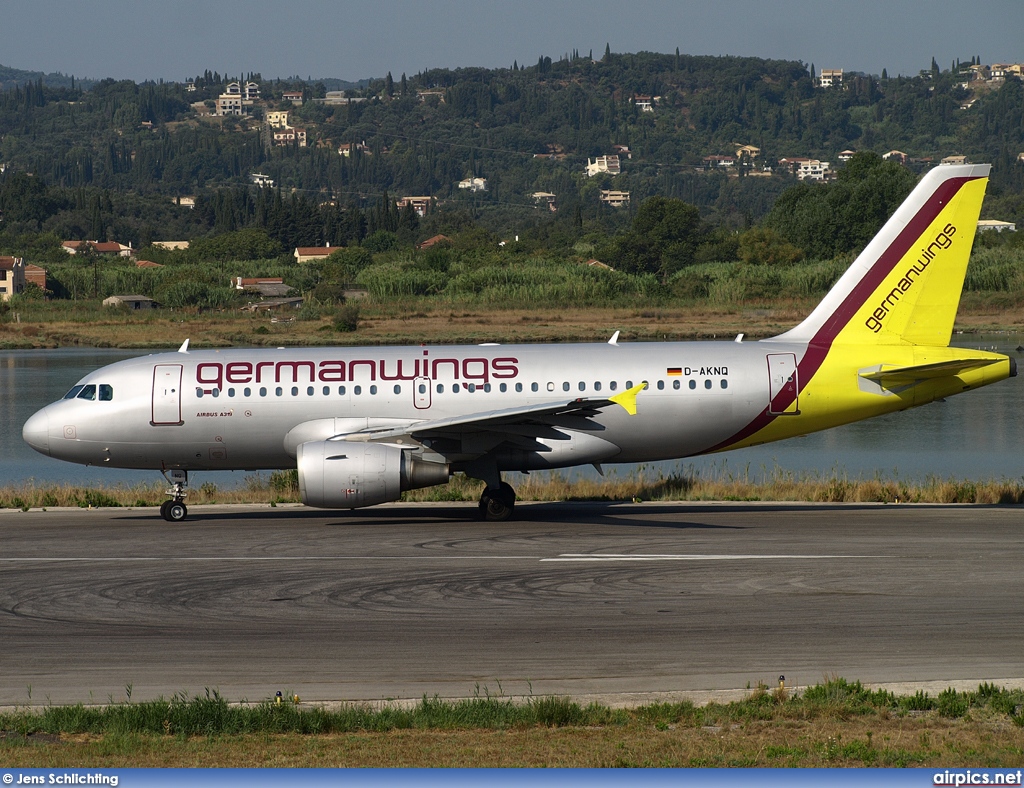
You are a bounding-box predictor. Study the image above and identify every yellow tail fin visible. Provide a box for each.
[774,164,989,348]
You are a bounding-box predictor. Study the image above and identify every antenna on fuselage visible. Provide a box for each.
[608,330,620,346]
[177,339,190,354]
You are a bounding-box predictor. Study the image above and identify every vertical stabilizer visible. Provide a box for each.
[772,164,990,348]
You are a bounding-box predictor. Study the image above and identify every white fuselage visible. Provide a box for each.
[23,340,804,474]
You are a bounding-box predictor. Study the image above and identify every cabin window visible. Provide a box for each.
[276,387,283,397]
[689,380,696,390]
[291,386,298,396]
[547,382,554,392]
[244,387,251,397]
[657,380,665,391]
[468,383,476,393]
[259,387,267,397]
[484,383,492,393]
[370,385,378,395]
[609,381,617,391]
[452,384,460,393]
[99,384,113,401]
[673,380,681,390]
[436,384,444,393]
[212,388,220,398]
[323,386,330,396]
[354,386,362,395]
[704,380,712,390]
[228,388,236,397]
[307,386,315,396]
[394,385,402,394]
[531,383,538,392]
[63,385,85,399]
[594,382,602,391]
[626,380,633,389]
[721,380,728,389]
[516,383,523,393]
[419,384,427,394]
[578,382,586,391]
[338,386,346,395]
[77,385,97,401]
[499,383,507,393]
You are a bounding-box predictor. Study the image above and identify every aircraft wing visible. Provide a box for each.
[341,383,647,447]
[859,358,1002,385]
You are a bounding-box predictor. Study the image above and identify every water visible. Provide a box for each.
[1,338,1022,490]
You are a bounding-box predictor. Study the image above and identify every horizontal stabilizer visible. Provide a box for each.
[859,358,1000,385]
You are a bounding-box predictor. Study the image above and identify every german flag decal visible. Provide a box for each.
[667,367,682,376]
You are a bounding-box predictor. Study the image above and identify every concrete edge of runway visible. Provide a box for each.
[4,679,1024,714]
[1,499,1017,517]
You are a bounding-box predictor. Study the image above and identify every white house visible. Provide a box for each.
[977,220,1016,233]
[818,69,843,88]
[586,155,621,177]
[599,190,630,208]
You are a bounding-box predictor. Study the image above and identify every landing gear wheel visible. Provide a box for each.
[163,501,187,522]
[479,482,516,522]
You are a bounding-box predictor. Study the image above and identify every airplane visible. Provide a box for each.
[22,163,1015,522]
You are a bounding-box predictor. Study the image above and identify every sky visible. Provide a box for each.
[3,0,1023,84]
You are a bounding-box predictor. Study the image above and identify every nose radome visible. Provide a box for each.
[22,409,50,456]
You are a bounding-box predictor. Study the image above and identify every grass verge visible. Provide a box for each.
[2,679,1024,766]
[3,466,1024,510]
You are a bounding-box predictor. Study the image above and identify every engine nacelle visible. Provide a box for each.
[297,440,449,509]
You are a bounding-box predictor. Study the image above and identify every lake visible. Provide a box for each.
[1,337,1021,489]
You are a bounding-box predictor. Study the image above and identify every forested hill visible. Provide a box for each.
[1,50,1023,251]
[0,64,90,91]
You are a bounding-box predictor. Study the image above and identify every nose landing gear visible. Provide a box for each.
[160,469,189,522]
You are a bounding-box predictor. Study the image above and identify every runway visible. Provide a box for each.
[2,501,1022,706]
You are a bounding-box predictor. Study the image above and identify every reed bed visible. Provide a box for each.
[3,466,1023,510]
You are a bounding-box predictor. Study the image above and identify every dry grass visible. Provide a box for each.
[0,299,976,348]
[2,467,1022,510]
[4,716,1024,767]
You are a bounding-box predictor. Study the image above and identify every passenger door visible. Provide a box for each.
[152,364,183,425]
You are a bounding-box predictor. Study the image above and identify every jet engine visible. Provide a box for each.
[297,440,449,509]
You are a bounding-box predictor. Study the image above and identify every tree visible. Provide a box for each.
[605,196,705,279]
[765,152,917,258]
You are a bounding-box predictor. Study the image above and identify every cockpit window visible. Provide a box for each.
[99,384,113,401]
[63,385,85,400]
[76,384,97,401]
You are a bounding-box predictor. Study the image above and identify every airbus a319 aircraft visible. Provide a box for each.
[23,164,1015,522]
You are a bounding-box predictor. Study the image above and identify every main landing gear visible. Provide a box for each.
[479,482,516,522]
[160,469,189,522]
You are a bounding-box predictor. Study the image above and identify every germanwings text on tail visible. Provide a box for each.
[23,164,1015,521]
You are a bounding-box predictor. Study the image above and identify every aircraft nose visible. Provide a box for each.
[22,408,50,456]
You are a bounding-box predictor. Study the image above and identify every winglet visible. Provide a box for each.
[609,381,647,416]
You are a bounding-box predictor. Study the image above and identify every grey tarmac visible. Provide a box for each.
[1,501,1022,707]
